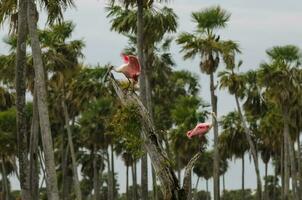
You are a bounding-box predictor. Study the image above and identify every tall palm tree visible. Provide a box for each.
[107,3,177,199]
[1,1,74,199]
[27,0,60,199]
[193,151,213,200]
[219,111,249,200]
[256,103,283,200]
[219,66,264,199]
[258,45,302,200]
[44,21,84,200]
[177,6,239,200]
[0,107,17,200]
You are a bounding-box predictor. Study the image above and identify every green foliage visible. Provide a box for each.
[107,5,177,44]
[193,151,213,180]
[221,189,255,200]
[194,190,211,200]
[112,103,144,160]
[219,111,249,159]
[192,6,231,31]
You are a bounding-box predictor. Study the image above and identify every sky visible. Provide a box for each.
[1,0,302,196]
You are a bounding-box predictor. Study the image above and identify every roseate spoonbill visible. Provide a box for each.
[112,54,141,91]
[186,122,212,139]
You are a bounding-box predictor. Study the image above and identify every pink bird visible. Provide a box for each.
[186,122,212,139]
[113,54,141,87]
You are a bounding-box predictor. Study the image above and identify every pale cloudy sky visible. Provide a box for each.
[1,0,302,196]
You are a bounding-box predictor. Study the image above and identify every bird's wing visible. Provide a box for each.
[129,56,141,74]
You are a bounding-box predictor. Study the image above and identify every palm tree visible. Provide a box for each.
[219,111,249,200]
[258,108,282,200]
[0,107,17,200]
[1,0,75,199]
[27,1,60,199]
[258,45,302,200]
[107,3,177,199]
[44,21,84,200]
[193,151,213,200]
[177,6,240,200]
[219,64,263,199]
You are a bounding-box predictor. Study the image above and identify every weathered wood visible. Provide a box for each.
[106,72,203,200]
[183,152,202,200]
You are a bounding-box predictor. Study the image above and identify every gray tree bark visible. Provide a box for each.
[137,1,149,199]
[62,99,82,200]
[110,144,115,200]
[61,140,69,200]
[281,140,285,200]
[152,166,158,200]
[126,165,129,200]
[283,109,299,200]
[106,149,113,200]
[16,1,31,200]
[107,72,202,200]
[27,0,60,199]
[132,162,138,200]
[264,162,268,200]
[1,156,9,200]
[193,177,200,200]
[235,94,262,200]
[29,89,39,200]
[93,144,100,200]
[242,154,245,200]
[210,73,220,200]
[297,133,302,197]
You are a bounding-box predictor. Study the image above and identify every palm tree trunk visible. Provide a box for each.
[1,156,9,200]
[99,166,104,200]
[62,99,82,200]
[141,154,148,200]
[187,173,192,200]
[29,89,39,200]
[177,155,181,185]
[137,3,149,198]
[273,161,277,200]
[242,154,245,200]
[126,165,129,200]
[61,141,69,200]
[110,144,115,200]
[206,179,209,200]
[264,162,268,200]
[234,94,262,200]
[297,133,302,195]
[132,162,138,200]
[16,1,31,200]
[281,140,284,200]
[152,166,158,200]
[93,144,100,200]
[106,149,113,200]
[194,177,200,200]
[223,174,226,192]
[210,73,220,200]
[27,0,59,199]
[283,119,290,200]
[283,109,299,200]
[108,74,183,199]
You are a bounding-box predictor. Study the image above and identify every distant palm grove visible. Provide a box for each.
[0,0,301,200]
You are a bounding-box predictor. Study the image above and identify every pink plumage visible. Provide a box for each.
[186,122,212,139]
[115,54,141,82]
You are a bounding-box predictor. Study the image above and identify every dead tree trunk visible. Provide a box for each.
[105,72,202,200]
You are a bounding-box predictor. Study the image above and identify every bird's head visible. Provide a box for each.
[121,54,129,63]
